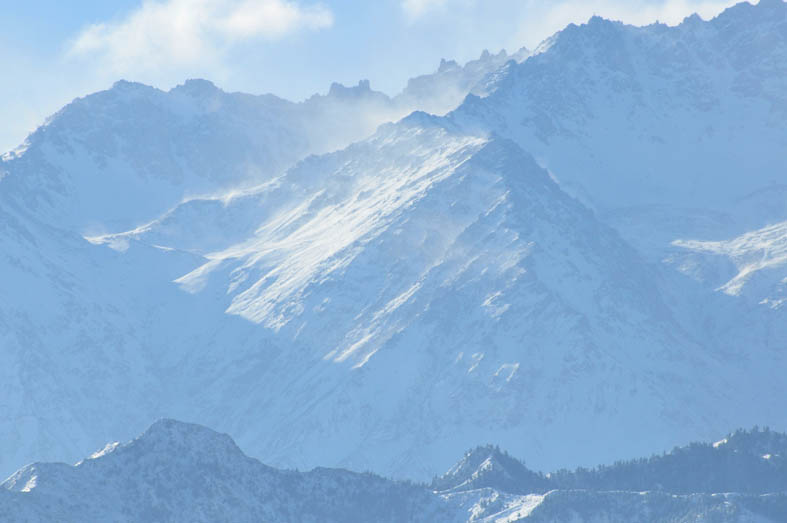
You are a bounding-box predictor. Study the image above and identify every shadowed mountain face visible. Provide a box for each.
[2,420,787,523]
[1,0,786,489]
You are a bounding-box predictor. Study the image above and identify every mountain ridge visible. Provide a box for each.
[3,420,787,522]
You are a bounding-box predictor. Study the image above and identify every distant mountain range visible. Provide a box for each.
[2,419,786,522]
[0,0,785,493]
[0,45,525,233]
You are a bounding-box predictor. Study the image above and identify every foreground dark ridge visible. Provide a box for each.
[2,420,786,522]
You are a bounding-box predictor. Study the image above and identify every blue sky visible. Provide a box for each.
[1,0,747,153]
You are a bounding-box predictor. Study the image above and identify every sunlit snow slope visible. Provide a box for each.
[90,116,784,479]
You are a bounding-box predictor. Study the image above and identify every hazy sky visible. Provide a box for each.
[1,0,749,153]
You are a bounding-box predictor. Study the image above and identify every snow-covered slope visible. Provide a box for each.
[0,45,530,235]
[86,116,785,480]
[2,80,294,232]
[663,219,787,359]
[433,446,551,495]
[444,0,787,375]
[3,420,787,523]
[670,221,787,307]
[0,78,403,233]
[2,106,786,482]
[0,50,513,477]
[0,195,211,476]
[451,0,787,252]
[0,419,455,523]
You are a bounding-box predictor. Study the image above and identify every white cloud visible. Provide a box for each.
[68,0,333,74]
[401,0,449,18]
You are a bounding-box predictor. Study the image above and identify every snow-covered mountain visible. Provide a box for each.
[0,419,455,523]
[432,446,552,495]
[451,0,787,252]
[0,48,536,477]
[0,78,395,233]
[2,420,786,522]
[1,0,786,490]
[4,111,782,482]
[446,0,787,375]
[91,114,778,480]
[0,43,530,236]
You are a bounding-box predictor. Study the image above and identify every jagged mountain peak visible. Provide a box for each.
[450,0,787,219]
[432,445,549,494]
[169,78,223,98]
[0,420,456,523]
[396,47,529,116]
[128,418,242,457]
[438,58,460,72]
[2,420,252,496]
[714,0,786,22]
[54,419,252,482]
[544,0,785,45]
[325,79,379,99]
[108,78,159,95]
[682,12,705,24]
[586,14,618,26]
[397,109,450,129]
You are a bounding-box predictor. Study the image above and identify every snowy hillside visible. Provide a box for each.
[432,446,552,495]
[0,52,503,233]
[451,0,787,252]
[75,116,787,480]
[446,0,787,369]
[0,419,455,523]
[2,420,786,523]
[670,221,787,307]
[0,78,396,232]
